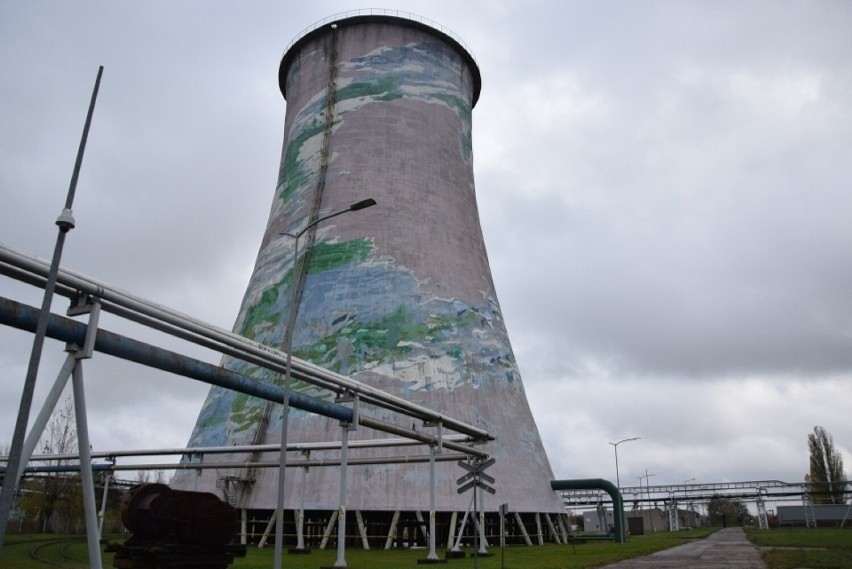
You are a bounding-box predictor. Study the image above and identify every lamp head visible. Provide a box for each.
[349,198,377,211]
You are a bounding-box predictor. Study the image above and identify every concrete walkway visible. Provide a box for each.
[600,527,767,568]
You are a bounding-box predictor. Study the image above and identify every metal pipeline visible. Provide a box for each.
[3,452,470,474]
[0,296,488,459]
[0,242,491,441]
[551,478,626,543]
[0,295,352,422]
[16,434,474,462]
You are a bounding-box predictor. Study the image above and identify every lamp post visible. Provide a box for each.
[609,437,638,544]
[273,197,376,569]
[0,67,104,553]
[682,479,696,527]
[609,437,640,491]
[639,470,656,532]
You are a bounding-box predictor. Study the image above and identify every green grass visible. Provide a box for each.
[229,532,717,568]
[6,527,850,568]
[0,534,112,569]
[1,530,716,569]
[745,527,852,569]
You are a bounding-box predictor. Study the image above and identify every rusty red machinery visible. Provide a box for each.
[110,483,245,569]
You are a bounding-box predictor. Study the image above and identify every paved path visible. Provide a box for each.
[600,527,767,568]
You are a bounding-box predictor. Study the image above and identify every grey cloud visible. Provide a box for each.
[2,1,851,493]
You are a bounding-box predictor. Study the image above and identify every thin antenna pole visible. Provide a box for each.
[66,66,104,209]
[0,66,104,552]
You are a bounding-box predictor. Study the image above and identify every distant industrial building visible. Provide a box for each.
[582,507,701,535]
[777,504,852,527]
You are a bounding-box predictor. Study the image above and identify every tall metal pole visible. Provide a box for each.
[641,470,656,532]
[273,198,375,569]
[609,436,639,540]
[0,65,103,552]
[334,423,350,568]
[426,444,438,560]
[72,360,102,568]
[273,230,300,569]
[609,437,639,491]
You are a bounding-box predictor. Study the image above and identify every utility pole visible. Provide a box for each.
[0,66,104,553]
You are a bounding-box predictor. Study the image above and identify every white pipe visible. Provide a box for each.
[16,434,473,462]
[0,242,491,440]
[14,452,471,473]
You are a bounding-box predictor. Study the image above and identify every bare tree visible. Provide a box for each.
[134,469,165,485]
[807,425,846,505]
[707,495,752,526]
[19,396,82,532]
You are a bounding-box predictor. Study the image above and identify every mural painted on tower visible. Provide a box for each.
[174,17,560,514]
[187,40,513,444]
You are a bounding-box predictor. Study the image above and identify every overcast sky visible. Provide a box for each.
[2,1,851,502]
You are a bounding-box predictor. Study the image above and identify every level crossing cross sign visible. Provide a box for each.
[456,457,496,495]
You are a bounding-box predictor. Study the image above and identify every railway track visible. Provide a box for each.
[28,536,86,566]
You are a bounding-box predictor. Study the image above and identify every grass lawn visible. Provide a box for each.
[2,529,716,569]
[745,527,852,569]
[6,526,851,568]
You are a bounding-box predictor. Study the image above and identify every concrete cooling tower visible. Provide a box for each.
[173,11,564,544]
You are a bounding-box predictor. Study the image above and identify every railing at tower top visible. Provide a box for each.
[282,9,479,66]
[0,240,492,448]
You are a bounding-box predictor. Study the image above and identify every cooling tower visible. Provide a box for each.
[173,11,563,525]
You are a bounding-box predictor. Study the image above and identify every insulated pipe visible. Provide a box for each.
[0,295,352,422]
[17,434,473,462]
[0,296,488,459]
[0,242,491,440]
[4,452,471,473]
[550,479,626,543]
[357,416,487,457]
[0,254,354,406]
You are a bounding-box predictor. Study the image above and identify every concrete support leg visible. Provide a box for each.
[241,508,247,545]
[447,511,458,550]
[451,496,473,552]
[258,514,275,548]
[415,510,429,546]
[320,510,338,550]
[545,513,562,544]
[557,513,569,542]
[355,511,370,550]
[535,512,544,545]
[384,510,400,550]
[514,512,532,546]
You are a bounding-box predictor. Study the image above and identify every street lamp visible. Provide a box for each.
[639,470,656,532]
[609,437,640,490]
[273,197,376,569]
[682,479,696,527]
